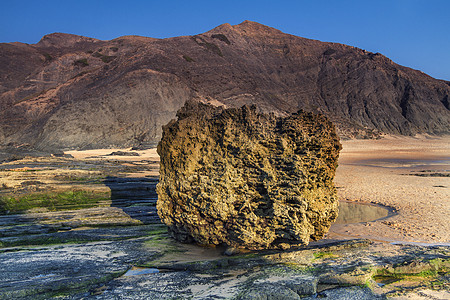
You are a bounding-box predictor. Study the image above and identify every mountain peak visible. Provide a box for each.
[208,21,284,37]
[237,20,267,27]
[36,32,100,48]
[232,20,284,35]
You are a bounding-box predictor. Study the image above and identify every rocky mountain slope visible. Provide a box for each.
[1,21,449,150]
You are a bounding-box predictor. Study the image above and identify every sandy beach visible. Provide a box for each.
[65,148,160,161]
[66,136,450,245]
[65,148,160,177]
[330,135,450,244]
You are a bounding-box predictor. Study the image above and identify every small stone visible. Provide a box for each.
[240,284,301,300]
[91,285,108,295]
[279,243,291,250]
[106,151,140,156]
[224,247,240,256]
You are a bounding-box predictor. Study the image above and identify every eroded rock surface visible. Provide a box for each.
[157,101,341,250]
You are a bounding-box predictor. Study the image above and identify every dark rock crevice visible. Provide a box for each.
[442,95,449,110]
[399,85,413,120]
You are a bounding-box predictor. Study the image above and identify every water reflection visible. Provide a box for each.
[335,201,390,224]
[124,267,159,276]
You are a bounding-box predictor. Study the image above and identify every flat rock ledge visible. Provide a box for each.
[157,101,341,250]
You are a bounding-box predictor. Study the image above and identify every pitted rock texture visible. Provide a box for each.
[156,101,341,250]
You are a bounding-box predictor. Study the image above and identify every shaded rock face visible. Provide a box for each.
[156,101,341,250]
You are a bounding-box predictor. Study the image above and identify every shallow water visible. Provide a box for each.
[335,201,391,224]
[350,158,450,169]
[124,267,159,276]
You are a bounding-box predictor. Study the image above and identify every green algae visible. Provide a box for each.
[0,190,111,214]
[373,258,450,287]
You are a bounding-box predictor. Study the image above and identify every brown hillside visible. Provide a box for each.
[0,21,449,150]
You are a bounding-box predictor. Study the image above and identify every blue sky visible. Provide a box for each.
[1,0,449,80]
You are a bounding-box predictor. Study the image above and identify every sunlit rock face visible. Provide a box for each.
[157,101,342,250]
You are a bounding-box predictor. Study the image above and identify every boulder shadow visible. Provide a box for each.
[103,176,161,225]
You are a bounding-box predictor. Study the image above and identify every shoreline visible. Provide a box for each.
[63,135,450,245]
[331,135,450,244]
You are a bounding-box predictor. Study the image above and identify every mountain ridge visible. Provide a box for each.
[0,21,449,150]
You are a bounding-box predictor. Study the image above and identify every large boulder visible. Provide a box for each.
[156,101,342,250]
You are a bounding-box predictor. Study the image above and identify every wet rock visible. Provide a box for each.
[320,264,374,286]
[252,274,318,297]
[51,151,74,158]
[239,284,301,300]
[157,101,341,250]
[0,239,160,299]
[308,286,386,300]
[386,259,441,274]
[20,180,43,186]
[106,151,140,156]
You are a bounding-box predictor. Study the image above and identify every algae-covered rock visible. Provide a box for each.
[157,101,341,250]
